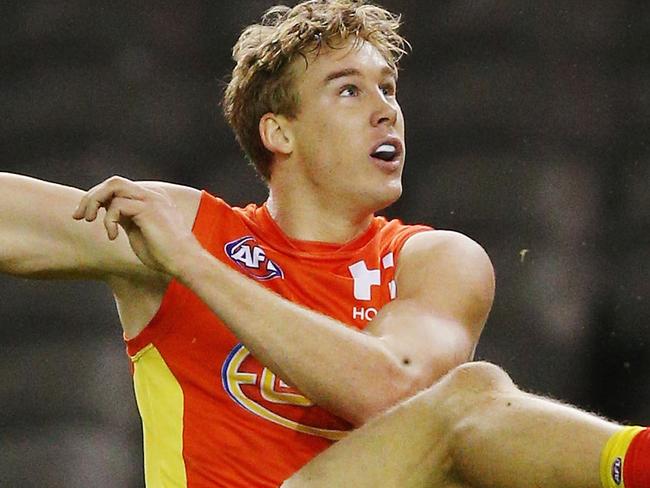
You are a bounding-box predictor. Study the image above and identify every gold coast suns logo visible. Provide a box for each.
[221,344,348,440]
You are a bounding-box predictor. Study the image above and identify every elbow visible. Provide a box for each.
[348,354,464,427]
[346,399,393,428]
[347,363,422,427]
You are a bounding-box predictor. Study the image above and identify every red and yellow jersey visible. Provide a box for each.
[126,191,431,487]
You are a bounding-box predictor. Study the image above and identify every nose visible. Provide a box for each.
[370,90,398,127]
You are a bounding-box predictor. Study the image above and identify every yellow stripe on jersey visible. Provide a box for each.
[132,344,187,487]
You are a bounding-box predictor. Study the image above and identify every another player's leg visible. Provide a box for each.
[282,361,477,488]
[283,362,647,488]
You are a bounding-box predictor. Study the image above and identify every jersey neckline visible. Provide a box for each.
[240,202,385,258]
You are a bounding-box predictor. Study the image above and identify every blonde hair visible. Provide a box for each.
[223,0,408,180]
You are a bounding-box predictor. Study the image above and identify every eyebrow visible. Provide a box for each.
[323,66,397,84]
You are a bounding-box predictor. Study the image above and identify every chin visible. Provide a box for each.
[366,182,403,213]
[383,186,403,209]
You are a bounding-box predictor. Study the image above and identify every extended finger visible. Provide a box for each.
[74,176,146,222]
[102,196,146,240]
[73,180,116,221]
[74,178,124,222]
[103,201,121,241]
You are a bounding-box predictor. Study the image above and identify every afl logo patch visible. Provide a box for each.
[612,457,622,485]
[221,344,348,440]
[224,236,284,280]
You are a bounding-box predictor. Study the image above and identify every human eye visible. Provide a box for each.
[339,84,359,97]
[380,81,397,97]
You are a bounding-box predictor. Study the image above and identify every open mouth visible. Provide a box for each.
[371,143,399,162]
[370,139,403,168]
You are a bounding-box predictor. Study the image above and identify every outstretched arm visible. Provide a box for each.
[0,173,201,337]
[75,176,494,426]
[0,172,139,279]
[0,172,200,279]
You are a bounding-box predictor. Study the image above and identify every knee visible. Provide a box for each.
[418,361,518,422]
[444,361,516,395]
[438,363,523,464]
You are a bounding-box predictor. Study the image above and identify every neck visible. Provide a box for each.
[266,186,375,244]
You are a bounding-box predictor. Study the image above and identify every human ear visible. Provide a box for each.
[259,113,293,157]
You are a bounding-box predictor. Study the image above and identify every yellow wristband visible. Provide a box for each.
[600,426,644,488]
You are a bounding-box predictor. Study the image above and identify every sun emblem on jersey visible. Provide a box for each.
[221,344,348,440]
[224,236,284,280]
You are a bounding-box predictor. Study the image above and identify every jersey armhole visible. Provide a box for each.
[125,190,223,358]
[391,225,433,262]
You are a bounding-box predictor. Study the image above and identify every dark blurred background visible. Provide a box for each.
[1,1,648,486]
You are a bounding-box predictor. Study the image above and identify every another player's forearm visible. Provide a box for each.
[174,244,417,425]
[0,173,75,276]
[0,173,139,280]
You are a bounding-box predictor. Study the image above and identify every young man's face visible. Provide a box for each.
[285,39,406,213]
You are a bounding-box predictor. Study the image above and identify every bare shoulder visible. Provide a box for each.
[363,230,495,392]
[396,230,495,330]
[399,229,492,270]
[140,181,202,229]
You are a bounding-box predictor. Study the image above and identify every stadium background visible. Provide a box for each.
[1,1,648,486]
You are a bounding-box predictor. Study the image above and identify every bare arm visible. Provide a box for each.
[181,230,492,426]
[0,172,199,280]
[74,177,494,426]
[0,173,141,279]
[0,173,201,337]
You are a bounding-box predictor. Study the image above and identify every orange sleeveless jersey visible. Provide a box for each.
[126,191,431,487]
